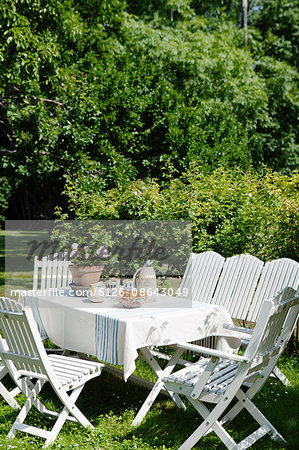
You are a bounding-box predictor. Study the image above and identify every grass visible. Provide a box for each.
[0,229,298,448]
[0,356,298,449]
[0,228,50,297]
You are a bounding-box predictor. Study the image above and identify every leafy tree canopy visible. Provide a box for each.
[0,0,298,221]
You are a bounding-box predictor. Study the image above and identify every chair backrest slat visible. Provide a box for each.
[49,254,57,289]
[0,298,50,377]
[33,252,72,291]
[40,256,48,290]
[245,287,299,373]
[33,256,41,290]
[247,258,299,322]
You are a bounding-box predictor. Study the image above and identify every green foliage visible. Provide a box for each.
[251,57,299,173]
[249,0,299,67]
[58,166,299,261]
[51,220,113,264]
[0,178,12,223]
[0,0,298,221]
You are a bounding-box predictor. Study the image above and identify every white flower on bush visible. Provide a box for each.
[96,246,109,259]
[70,243,79,258]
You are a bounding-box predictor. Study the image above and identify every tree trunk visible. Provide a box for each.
[241,0,248,44]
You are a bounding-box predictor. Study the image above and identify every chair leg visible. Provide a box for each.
[189,398,238,449]
[186,390,285,450]
[177,397,238,450]
[235,390,286,443]
[0,365,20,409]
[0,381,20,409]
[8,377,93,446]
[220,378,266,426]
[271,366,290,386]
[55,385,94,429]
[44,386,86,447]
[8,378,45,439]
[132,346,186,426]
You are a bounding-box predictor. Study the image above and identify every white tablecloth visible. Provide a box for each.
[20,292,240,380]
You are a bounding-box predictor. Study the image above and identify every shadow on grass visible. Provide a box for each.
[123,377,299,450]
[0,370,298,449]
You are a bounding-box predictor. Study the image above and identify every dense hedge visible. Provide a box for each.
[56,166,299,261]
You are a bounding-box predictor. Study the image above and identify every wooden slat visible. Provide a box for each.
[33,256,41,291]
[14,423,51,439]
[247,258,299,322]
[2,352,41,364]
[180,251,225,302]
[33,252,72,291]
[238,425,270,449]
[211,254,263,320]
[49,355,100,373]
[50,253,58,289]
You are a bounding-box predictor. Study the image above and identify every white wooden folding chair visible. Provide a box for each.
[33,252,72,291]
[0,297,104,448]
[0,357,20,409]
[162,287,299,450]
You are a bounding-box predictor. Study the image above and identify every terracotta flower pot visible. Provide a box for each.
[69,264,105,287]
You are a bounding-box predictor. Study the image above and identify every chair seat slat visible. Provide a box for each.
[49,354,101,371]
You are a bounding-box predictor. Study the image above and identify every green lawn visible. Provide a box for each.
[1,228,49,297]
[0,229,298,449]
[0,356,298,449]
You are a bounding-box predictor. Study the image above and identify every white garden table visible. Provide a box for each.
[20,290,240,424]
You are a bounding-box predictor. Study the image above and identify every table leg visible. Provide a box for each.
[132,346,186,426]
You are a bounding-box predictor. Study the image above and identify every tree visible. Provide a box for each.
[241,0,248,43]
[0,0,297,220]
[249,0,299,67]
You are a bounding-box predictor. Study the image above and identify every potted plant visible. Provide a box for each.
[51,221,111,287]
[68,246,108,286]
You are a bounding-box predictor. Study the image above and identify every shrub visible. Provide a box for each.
[57,166,299,261]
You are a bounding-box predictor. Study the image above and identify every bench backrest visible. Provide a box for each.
[180,252,299,323]
[247,258,299,322]
[211,254,264,320]
[180,251,225,302]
